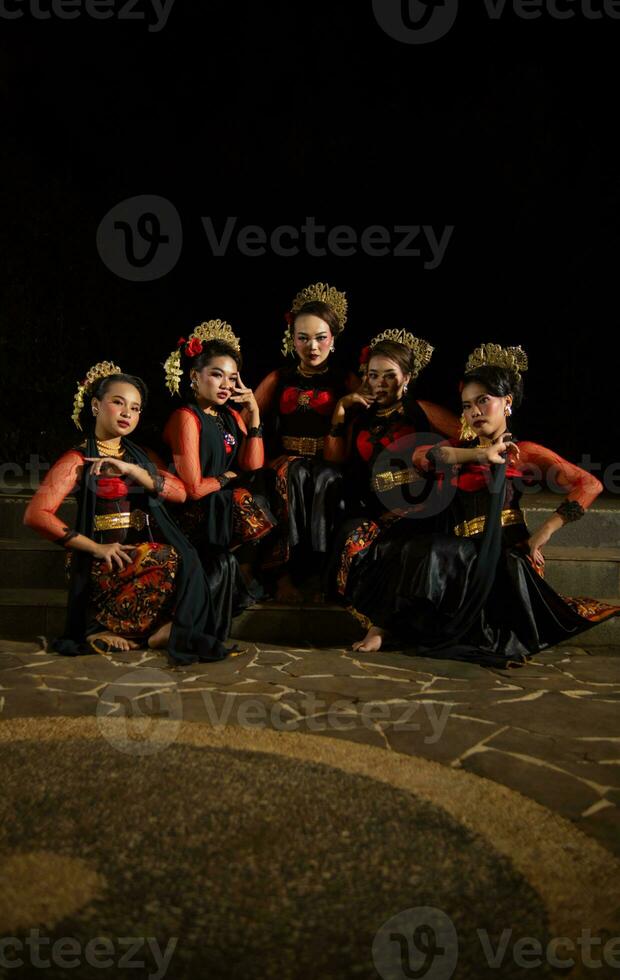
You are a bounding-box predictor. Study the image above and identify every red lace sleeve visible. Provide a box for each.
[417,400,461,440]
[23,450,83,544]
[230,409,265,471]
[412,439,450,472]
[518,442,603,510]
[162,409,221,501]
[254,370,280,417]
[144,449,187,504]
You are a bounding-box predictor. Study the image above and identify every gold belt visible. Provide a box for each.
[454,509,525,538]
[372,468,421,493]
[282,435,322,456]
[93,510,150,532]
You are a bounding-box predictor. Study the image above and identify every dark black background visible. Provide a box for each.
[1,0,618,480]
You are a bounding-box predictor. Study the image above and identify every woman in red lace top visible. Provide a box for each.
[346,344,619,663]
[254,282,359,602]
[23,365,239,664]
[162,321,277,592]
[324,334,460,602]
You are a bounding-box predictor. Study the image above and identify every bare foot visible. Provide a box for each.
[148,622,172,650]
[352,626,386,653]
[88,632,140,653]
[274,572,303,604]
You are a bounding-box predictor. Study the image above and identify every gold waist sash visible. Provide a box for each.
[93,510,150,532]
[282,435,323,456]
[453,509,525,538]
[372,468,421,494]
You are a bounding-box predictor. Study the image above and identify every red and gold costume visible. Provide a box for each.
[325,398,460,597]
[254,362,360,567]
[163,403,276,554]
[24,446,185,641]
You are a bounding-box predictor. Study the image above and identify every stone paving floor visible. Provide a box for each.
[1,637,619,858]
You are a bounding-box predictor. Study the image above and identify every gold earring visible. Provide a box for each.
[459,414,476,441]
[505,405,512,417]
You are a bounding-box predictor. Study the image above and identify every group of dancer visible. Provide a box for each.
[25,282,619,667]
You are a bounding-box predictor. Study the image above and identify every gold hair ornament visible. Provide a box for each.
[72,361,122,431]
[361,329,434,381]
[282,282,348,357]
[464,343,528,381]
[164,320,241,396]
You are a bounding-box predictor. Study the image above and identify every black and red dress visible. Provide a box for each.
[324,398,460,599]
[163,402,277,558]
[346,438,620,665]
[254,361,359,570]
[24,436,240,664]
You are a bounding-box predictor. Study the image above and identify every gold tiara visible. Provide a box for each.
[290,282,348,326]
[465,343,528,380]
[368,329,434,381]
[72,361,122,430]
[164,319,241,396]
[282,282,348,357]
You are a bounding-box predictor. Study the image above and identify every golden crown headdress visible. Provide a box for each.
[72,360,122,430]
[282,282,348,357]
[164,319,241,396]
[362,329,434,381]
[464,343,528,380]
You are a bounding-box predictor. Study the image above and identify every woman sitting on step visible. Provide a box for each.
[162,320,278,595]
[24,362,241,664]
[347,343,620,665]
[324,331,459,613]
[253,282,360,603]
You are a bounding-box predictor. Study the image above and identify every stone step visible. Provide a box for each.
[544,547,620,598]
[0,492,76,540]
[0,588,67,640]
[0,589,617,649]
[522,493,620,548]
[0,538,68,589]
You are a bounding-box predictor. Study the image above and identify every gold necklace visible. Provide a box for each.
[376,400,403,418]
[96,438,125,459]
[297,364,329,378]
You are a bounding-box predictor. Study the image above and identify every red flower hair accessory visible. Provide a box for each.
[359,345,371,366]
[185,337,203,358]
